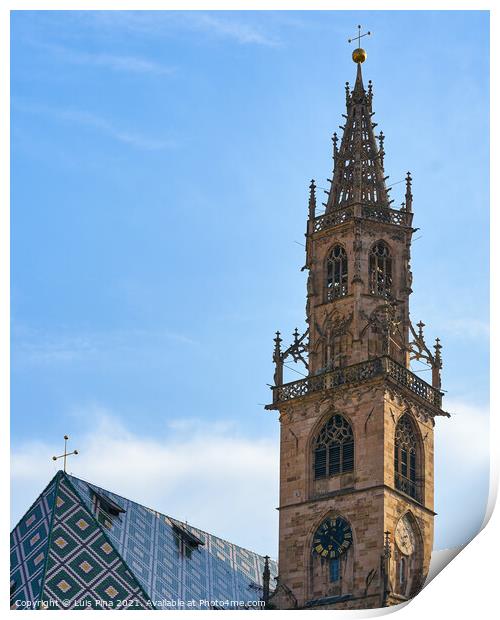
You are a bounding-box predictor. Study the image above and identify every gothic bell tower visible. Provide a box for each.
[266,34,450,610]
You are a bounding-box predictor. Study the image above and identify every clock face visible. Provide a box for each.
[395,516,416,556]
[312,517,352,559]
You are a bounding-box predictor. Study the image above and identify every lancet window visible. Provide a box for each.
[394,415,420,501]
[326,245,348,301]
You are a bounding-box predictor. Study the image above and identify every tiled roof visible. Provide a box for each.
[10,471,277,610]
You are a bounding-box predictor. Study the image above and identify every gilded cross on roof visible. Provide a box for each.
[52,435,78,472]
[348,25,372,63]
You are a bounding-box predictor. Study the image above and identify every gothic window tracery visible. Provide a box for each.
[394,415,419,501]
[369,241,392,297]
[326,245,348,301]
[314,415,354,479]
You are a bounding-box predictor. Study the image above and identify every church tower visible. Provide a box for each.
[266,36,449,609]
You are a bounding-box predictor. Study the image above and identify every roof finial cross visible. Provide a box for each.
[348,25,371,64]
[52,435,78,473]
[348,24,371,48]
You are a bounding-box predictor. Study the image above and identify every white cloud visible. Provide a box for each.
[187,13,280,46]
[13,101,176,151]
[82,11,280,47]
[11,409,279,557]
[37,42,175,76]
[55,108,175,150]
[436,398,489,467]
[434,398,490,549]
[12,325,196,366]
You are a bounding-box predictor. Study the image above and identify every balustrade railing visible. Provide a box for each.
[313,206,353,232]
[271,356,442,409]
[312,204,413,234]
[361,206,413,227]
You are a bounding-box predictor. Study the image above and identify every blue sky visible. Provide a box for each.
[10,10,489,557]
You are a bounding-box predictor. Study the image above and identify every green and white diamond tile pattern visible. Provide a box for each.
[10,477,57,608]
[11,471,277,610]
[70,475,278,609]
[41,475,151,609]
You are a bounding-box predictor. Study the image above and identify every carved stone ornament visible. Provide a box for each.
[272,327,309,387]
[360,301,405,354]
[385,388,435,425]
[313,309,353,351]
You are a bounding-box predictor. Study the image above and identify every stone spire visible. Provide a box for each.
[326,61,389,212]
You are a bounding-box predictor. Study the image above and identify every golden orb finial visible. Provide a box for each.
[352,48,367,64]
[348,25,371,63]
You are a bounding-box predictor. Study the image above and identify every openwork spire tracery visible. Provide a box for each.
[326,63,389,211]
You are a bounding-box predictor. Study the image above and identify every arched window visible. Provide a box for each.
[326,245,348,301]
[314,415,354,479]
[394,415,419,501]
[369,241,392,297]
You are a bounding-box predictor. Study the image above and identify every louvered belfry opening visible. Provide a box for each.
[314,414,354,479]
[394,414,420,502]
[326,63,388,212]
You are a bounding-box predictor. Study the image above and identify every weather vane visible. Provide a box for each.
[52,435,78,473]
[348,24,372,64]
